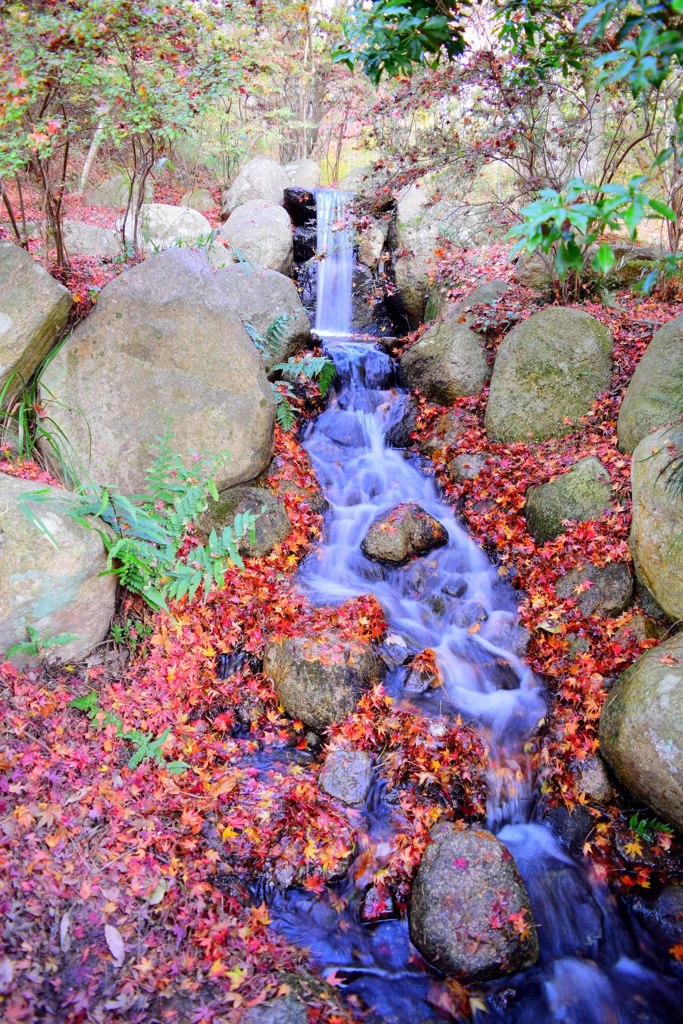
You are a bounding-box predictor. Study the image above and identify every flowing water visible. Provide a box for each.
[266,191,683,1023]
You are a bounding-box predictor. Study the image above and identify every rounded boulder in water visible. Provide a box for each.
[409,823,539,982]
[361,502,448,566]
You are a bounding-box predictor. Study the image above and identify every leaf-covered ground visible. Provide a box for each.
[1,240,682,1023]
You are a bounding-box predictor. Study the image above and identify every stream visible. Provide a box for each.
[265,192,683,1023]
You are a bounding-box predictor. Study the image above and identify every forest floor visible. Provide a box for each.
[1,232,682,1023]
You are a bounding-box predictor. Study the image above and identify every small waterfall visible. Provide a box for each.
[264,212,683,1023]
[314,189,354,338]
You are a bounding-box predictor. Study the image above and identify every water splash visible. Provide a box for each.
[314,189,354,338]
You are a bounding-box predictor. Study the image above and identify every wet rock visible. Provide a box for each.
[480,611,530,657]
[485,308,613,442]
[385,395,420,448]
[380,633,412,667]
[599,632,683,831]
[292,224,317,263]
[409,824,539,981]
[573,757,614,805]
[443,576,467,599]
[635,885,683,949]
[404,648,441,694]
[263,630,385,731]
[217,200,293,275]
[243,994,307,1024]
[448,452,487,482]
[543,803,594,856]
[320,410,367,447]
[0,474,117,667]
[283,187,316,226]
[618,315,683,453]
[417,409,468,456]
[399,319,490,404]
[213,264,310,372]
[350,264,379,334]
[220,157,288,219]
[555,563,633,617]
[41,250,275,494]
[0,241,72,393]
[630,427,683,622]
[361,503,448,566]
[525,457,613,543]
[319,747,373,805]
[453,600,489,629]
[202,485,291,558]
[181,187,214,213]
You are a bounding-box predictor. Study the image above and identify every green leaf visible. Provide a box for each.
[591,242,615,276]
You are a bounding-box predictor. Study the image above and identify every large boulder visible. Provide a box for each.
[220,157,288,219]
[41,250,275,494]
[62,221,121,259]
[0,242,72,393]
[409,824,539,981]
[214,264,310,372]
[600,632,683,831]
[629,427,683,621]
[262,630,385,732]
[0,473,116,666]
[361,503,448,565]
[399,320,490,403]
[217,200,292,275]
[338,164,374,193]
[426,279,510,325]
[617,315,683,453]
[285,159,320,191]
[120,203,212,252]
[84,172,153,209]
[485,308,613,442]
[525,457,613,543]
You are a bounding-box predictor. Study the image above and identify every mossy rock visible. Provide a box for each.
[399,319,490,404]
[525,457,612,543]
[204,485,291,558]
[485,307,613,442]
[617,314,683,453]
[600,632,683,831]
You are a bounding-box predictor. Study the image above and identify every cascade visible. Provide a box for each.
[266,191,683,1024]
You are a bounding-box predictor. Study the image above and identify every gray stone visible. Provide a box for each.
[515,251,553,289]
[338,164,374,193]
[599,632,683,831]
[0,473,117,667]
[62,221,122,259]
[285,159,320,191]
[0,242,72,393]
[573,757,614,805]
[357,219,388,269]
[618,314,683,453]
[119,203,213,252]
[555,563,633,617]
[213,264,310,372]
[217,200,292,275]
[181,188,215,213]
[242,994,307,1024]
[84,172,153,209]
[221,157,288,219]
[399,320,490,404]
[418,409,468,456]
[319,747,373,804]
[629,427,683,621]
[448,453,486,482]
[485,308,613,442]
[203,485,290,558]
[427,279,510,325]
[41,249,275,494]
[409,824,539,981]
[385,395,419,449]
[263,630,384,732]
[525,457,613,543]
[361,503,448,566]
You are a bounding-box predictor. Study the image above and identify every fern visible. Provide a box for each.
[272,355,336,397]
[246,313,296,362]
[20,430,257,613]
